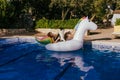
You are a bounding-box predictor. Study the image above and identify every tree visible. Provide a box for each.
[116,0,120,9]
[0,0,15,28]
[49,0,77,20]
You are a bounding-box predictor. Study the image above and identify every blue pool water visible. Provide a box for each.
[0,38,120,80]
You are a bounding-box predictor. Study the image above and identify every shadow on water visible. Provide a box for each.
[83,42,120,80]
[83,41,120,80]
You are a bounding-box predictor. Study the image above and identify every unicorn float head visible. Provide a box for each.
[45,17,98,51]
[73,17,97,41]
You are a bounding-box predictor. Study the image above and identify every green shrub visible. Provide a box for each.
[115,18,120,26]
[36,19,79,29]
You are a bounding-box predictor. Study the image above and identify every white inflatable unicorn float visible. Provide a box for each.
[45,17,97,51]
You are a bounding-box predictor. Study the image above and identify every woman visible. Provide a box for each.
[64,31,73,40]
[47,32,61,43]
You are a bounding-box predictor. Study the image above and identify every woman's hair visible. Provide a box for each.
[64,31,71,40]
[47,32,53,38]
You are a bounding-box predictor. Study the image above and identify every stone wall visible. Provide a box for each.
[0,29,27,36]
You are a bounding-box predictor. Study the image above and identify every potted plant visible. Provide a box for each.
[112,18,120,38]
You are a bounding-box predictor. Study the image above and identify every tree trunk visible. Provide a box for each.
[61,8,70,21]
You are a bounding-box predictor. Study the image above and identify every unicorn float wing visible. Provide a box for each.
[45,18,97,51]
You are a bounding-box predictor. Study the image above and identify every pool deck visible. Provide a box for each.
[0,27,120,52]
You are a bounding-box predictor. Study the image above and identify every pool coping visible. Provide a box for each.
[84,41,120,52]
[0,37,120,52]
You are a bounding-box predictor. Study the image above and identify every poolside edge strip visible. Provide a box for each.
[84,41,120,52]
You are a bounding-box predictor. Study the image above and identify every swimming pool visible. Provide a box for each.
[0,37,120,80]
